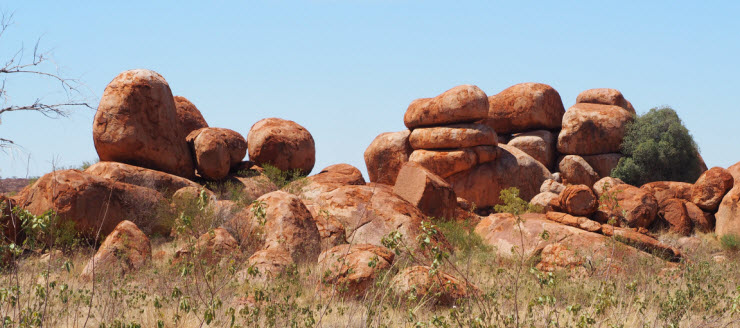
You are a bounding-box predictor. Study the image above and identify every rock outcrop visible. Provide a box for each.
[481,83,565,134]
[558,155,600,187]
[391,266,478,306]
[364,131,413,185]
[507,130,556,169]
[582,153,623,178]
[557,103,634,155]
[247,118,316,175]
[186,127,248,180]
[593,184,658,228]
[716,186,740,238]
[85,161,201,196]
[317,244,394,298]
[408,146,498,178]
[558,185,598,216]
[173,96,208,135]
[393,162,456,220]
[575,88,635,114]
[690,167,734,212]
[80,220,151,281]
[403,85,488,129]
[409,123,497,149]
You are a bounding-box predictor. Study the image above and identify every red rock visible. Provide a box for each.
[481,83,565,134]
[317,244,394,298]
[575,88,635,114]
[240,248,293,281]
[593,184,658,228]
[173,96,208,135]
[558,155,600,187]
[540,179,565,194]
[247,118,316,175]
[507,130,556,169]
[93,69,195,178]
[557,103,634,155]
[308,164,366,186]
[582,153,623,178]
[408,123,497,150]
[446,144,552,208]
[684,202,714,233]
[364,131,413,185]
[545,211,601,232]
[690,167,734,211]
[16,170,167,238]
[658,199,692,236]
[530,192,559,212]
[174,228,240,265]
[307,206,347,251]
[716,186,740,238]
[186,127,247,180]
[85,161,201,197]
[80,220,151,281]
[391,266,478,306]
[408,146,498,178]
[727,161,740,184]
[558,185,598,216]
[640,181,693,204]
[404,85,488,129]
[593,177,625,197]
[393,162,457,220]
[601,225,682,261]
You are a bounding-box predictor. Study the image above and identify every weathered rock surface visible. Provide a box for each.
[80,221,151,281]
[393,162,456,219]
[582,153,623,178]
[540,179,565,194]
[545,212,601,233]
[391,266,478,306]
[85,161,201,197]
[658,199,692,236]
[559,155,600,187]
[16,170,166,237]
[530,192,559,211]
[593,177,625,197]
[247,118,316,175]
[640,181,693,204]
[727,161,740,184]
[317,244,394,298]
[93,69,195,178]
[447,144,552,208]
[364,131,413,185]
[576,88,635,114]
[308,164,366,187]
[684,201,714,233]
[409,123,497,150]
[187,127,247,180]
[408,146,498,178]
[557,103,634,155]
[404,85,488,129]
[716,186,740,238]
[558,185,598,216]
[175,228,240,265]
[481,83,565,134]
[690,167,734,212]
[507,130,555,169]
[241,248,293,281]
[593,184,658,228]
[173,96,208,135]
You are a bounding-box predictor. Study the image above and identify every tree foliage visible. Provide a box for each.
[612,106,702,186]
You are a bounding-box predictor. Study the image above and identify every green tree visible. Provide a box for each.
[612,106,702,186]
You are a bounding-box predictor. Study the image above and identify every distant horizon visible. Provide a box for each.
[2,1,739,179]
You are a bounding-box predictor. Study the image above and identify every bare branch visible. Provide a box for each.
[0,100,92,117]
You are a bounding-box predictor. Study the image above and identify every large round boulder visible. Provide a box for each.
[16,170,166,238]
[364,131,413,185]
[727,161,740,184]
[640,181,693,204]
[408,146,498,178]
[507,130,556,170]
[391,266,478,306]
[690,167,734,212]
[173,96,208,135]
[582,153,623,178]
[408,123,497,150]
[247,118,316,175]
[403,85,488,129]
[658,199,692,236]
[446,144,552,208]
[593,177,625,197]
[481,83,565,134]
[186,127,247,180]
[558,155,600,187]
[93,69,195,178]
[80,220,151,281]
[593,184,658,228]
[393,162,457,220]
[558,185,598,216]
[716,186,740,239]
[575,88,635,114]
[317,244,394,298]
[85,161,201,197]
[557,103,634,155]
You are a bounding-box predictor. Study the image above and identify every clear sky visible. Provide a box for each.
[1,1,739,179]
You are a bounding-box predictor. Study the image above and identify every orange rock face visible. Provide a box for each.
[173,96,208,135]
[175,228,240,265]
[557,103,634,155]
[85,161,201,197]
[16,170,166,238]
[640,181,693,204]
[308,164,366,187]
[247,118,316,175]
[594,184,658,228]
[507,130,556,170]
[690,167,734,211]
[716,186,740,238]
[404,85,488,129]
[241,248,293,281]
[727,161,740,184]
[684,201,714,233]
[93,69,195,178]
[187,127,247,180]
[317,244,394,298]
[658,199,692,236]
[393,162,457,220]
[80,220,151,281]
[408,146,498,178]
[364,131,413,185]
[575,88,636,114]
[391,266,478,306]
[558,185,598,216]
[593,177,625,197]
[582,153,623,178]
[408,123,497,150]
[481,83,565,134]
[559,155,600,187]
[446,145,552,208]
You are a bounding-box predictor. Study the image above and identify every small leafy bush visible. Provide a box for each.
[720,234,740,252]
[612,106,703,186]
[494,187,542,215]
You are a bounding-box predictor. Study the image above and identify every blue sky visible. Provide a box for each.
[1,1,739,178]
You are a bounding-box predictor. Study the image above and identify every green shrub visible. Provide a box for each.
[494,187,542,215]
[612,106,703,186]
[720,234,740,252]
[260,164,306,189]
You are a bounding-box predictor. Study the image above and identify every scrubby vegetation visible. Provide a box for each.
[612,106,703,186]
